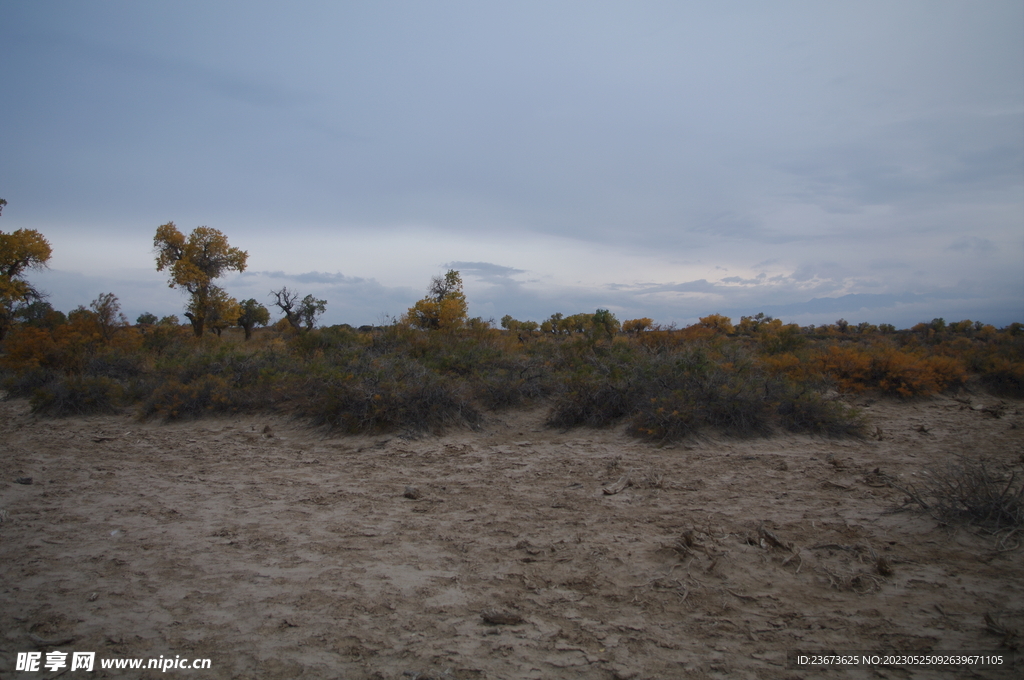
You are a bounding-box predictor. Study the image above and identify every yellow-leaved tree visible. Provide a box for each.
[696,313,735,335]
[406,269,468,331]
[0,199,53,341]
[154,223,247,337]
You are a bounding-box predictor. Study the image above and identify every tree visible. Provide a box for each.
[696,314,734,335]
[519,320,539,334]
[237,299,270,340]
[500,314,520,332]
[270,287,326,332]
[737,312,774,336]
[297,295,327,331]
[406,269,468,331]
[136,312,159,326]
[429,270,462,302]
[153,223,247,337]
[200,287,240,337]
[563,313,593,334]
[0,200,53,341]
[591,309,620,339]
[622,318,654,334]
[270,287,301,330]
[17,300,66,330]
[90,292,128,341]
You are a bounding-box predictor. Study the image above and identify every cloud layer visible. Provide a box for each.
[2,1,1021,328]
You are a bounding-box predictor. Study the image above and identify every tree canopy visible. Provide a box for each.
[154,223,247,337]
[406,269,468,331]
[0,199,53,340]
[237,299,271,340]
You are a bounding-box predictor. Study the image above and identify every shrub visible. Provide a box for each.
[980,359,1024,397]
[139,375,268,420]
[547,378,635,428]
[2,366,60,399]
[627,381,775,441]
[776,393,866,438]
[86,350,146,381]
[30,376,123,416]
[303,367,478,434]
[812,344,966,397]
[476,370,547,410]
[906,457,1024,530]
[813,345,872,392]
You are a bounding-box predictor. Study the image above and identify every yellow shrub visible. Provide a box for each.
[813,345,872,392]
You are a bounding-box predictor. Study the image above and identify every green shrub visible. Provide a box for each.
[2,367,60,399]
[547,378,635,428]
[980,360,1024,397]
[86,350,146,381]
[476,371,547,410]
[30,376,123,416]
[776,393,865,437]
[303,366,478,434]
[627,381,774,441]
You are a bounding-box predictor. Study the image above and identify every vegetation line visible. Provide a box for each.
[2,208,1021,440]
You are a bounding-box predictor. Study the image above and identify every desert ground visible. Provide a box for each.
[1,391,1022,679]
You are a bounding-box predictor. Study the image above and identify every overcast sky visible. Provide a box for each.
[2,1,1022,328]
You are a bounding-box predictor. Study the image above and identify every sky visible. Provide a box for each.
[2,1,1022,329]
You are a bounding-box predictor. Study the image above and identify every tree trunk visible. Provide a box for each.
[184,312,204,338]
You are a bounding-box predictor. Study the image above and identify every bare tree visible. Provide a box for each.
[270,287,302,331]
[270,287,327,332]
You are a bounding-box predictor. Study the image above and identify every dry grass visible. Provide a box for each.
[899,456,1024,531]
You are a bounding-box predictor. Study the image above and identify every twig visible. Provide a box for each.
[759,523,793,551]
[602,473,631,495]
[726,589,758,602]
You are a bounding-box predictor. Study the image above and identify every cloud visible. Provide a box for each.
[446,261,527,282]
[650,279,720,294]
[3,3,1021,331]
[947,237,997,254]
[23,28,309,110]
[721,273,767,285]
[245,270,370,285]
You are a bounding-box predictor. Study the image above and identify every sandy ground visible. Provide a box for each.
[1,391,1022,680]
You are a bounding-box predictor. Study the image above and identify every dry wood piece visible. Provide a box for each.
[810,542,867,552]
[481,609,524,625]
[821,481,851,490]
[975,402,1007,418]
[29,633,76,647]
[602,473,632,495]
[726,588,758,602]
[758,524,793,551]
